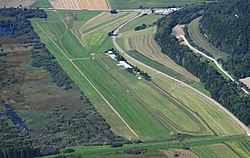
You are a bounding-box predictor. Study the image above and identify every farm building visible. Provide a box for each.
[117,61,132,69]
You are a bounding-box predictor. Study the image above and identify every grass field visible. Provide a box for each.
[108,0,208,9]
[227,139,250,158]
[192,143,239,158]
[31,10,245,143]
[188,17,230,60]
[30,0,52,8]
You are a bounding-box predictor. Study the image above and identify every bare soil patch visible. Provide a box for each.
[240,77,250,88]
[172,24,185,37]
[49,0,108,10]
[0,0,36,7]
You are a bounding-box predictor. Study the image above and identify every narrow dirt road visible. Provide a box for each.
[112,13,250,136]
[178,35,249,95]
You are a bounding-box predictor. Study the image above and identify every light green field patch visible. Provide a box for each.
[84,32,106,47]
[119,27,156,38]
[192,143,239,158]
[227,140,250,158]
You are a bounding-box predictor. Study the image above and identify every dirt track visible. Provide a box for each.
[49,0,109,10]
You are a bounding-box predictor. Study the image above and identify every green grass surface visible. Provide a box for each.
[30,0,52,8]
[108,0,208,9]
[188,17,230,60]
[227,139,250,158]
[192,143,239,158]
[31,10,245,142]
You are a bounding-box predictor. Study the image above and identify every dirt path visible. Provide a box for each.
[112,12,250,136]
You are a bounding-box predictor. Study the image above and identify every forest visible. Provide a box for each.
[155,4,250,126]
[200,0,250,78]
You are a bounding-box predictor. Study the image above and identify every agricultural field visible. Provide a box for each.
[49,0,109,10]
[188,17,230,60]
[227,139,250,158]
[31,10,246,144]
[117,14,209,95]
[108,0,208,10]
[192,143,239,158]
[0,0,36,7]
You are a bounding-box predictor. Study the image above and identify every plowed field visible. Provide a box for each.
[49,0,109,10]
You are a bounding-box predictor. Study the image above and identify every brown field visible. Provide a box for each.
[0,0,36,7]
[164,148,198,158]
[240,77,250,88]
[49,0,109,10]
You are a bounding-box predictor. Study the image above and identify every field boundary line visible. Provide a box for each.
[36,23,139,138]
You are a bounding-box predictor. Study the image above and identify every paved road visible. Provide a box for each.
[112,13,250,136]
[178,35,249,95]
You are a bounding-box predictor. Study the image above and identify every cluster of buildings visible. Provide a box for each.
[105,51,132,69]
[152,8,181,15]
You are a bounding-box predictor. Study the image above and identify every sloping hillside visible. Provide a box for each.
[200,0,250,78]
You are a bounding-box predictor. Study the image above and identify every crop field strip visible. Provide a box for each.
[127,34,200,82]
[227,139,250,157]
[49,0,109,10]
[188,17,229,60]
[192,143,240,158]
[31,10,245,142]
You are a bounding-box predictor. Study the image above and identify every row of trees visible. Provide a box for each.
[200,0,250,78]
[155,5,250,126]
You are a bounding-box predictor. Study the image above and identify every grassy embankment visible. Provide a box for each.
[31,10,245,143]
